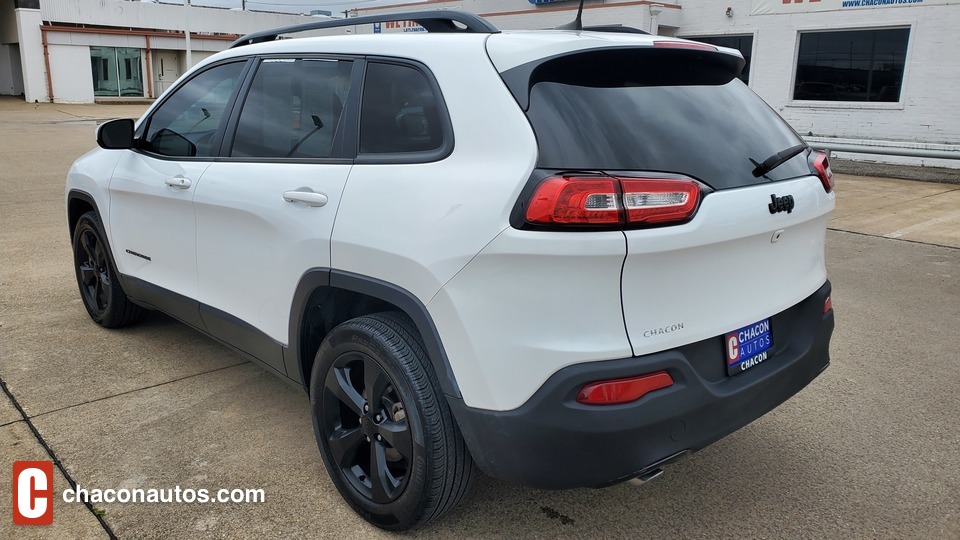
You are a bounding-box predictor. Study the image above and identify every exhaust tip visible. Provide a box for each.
[626,468,664,486]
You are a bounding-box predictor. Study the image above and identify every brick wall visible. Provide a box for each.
[356,0,958,150]
[678,0,959,146]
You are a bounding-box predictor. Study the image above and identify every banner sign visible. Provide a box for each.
[752,0,960,15]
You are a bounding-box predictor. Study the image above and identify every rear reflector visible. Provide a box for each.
[576,371,674,405]
[525,175,701,228]
[824,295,832,314]
[653,41,718,52]
[812,151,834,193]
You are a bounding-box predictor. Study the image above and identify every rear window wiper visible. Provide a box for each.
[750,143,808,178]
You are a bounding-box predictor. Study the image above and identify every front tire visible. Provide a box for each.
[310,312,474,530]
[72,211,143,328]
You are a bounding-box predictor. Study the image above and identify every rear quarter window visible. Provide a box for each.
[359,62,446,156]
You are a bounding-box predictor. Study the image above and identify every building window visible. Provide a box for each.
[794,28,909,102]
[688,35,753,84]
[90,47,143,98]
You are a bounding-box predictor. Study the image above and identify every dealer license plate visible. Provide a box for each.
[725,318,773,376]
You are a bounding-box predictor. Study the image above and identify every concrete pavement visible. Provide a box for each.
[1,97,957,538]
[830,175,960,248]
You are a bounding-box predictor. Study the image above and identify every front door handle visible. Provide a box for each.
[165,177,192,189]
[283,190,328,207]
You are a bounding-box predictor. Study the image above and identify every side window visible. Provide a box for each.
[232,58,353,159]
[142,62,245,158]
[359,62,444,154]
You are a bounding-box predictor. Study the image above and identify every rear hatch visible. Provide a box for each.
[496,38,835,356]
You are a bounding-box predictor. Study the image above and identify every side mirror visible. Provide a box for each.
[97,118,135,150]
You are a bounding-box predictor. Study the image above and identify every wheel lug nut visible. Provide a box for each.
[376,434,382,442]
[363,404,369,413]
[375,414,382,422]
[365,435,370,442]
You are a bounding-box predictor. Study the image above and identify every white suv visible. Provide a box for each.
[66,11,836,530]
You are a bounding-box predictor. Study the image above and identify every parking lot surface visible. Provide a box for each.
[1,97,958,538]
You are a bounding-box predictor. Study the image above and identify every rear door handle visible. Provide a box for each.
[283,190,328,207]
[164,177,192,189]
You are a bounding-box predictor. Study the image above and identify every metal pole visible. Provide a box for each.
[185,0,192,69]
[649,5,663,35]
[810,142,960,161]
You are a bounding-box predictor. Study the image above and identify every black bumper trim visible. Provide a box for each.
[447,281,834,490]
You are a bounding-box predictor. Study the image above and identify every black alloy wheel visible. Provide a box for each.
[310,312,474,530]
[72,211,143,327]
[76,226,112,315]
[322,351,414,504]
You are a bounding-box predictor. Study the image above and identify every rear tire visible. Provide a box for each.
[72,211,144,328]
[310,312,474,530]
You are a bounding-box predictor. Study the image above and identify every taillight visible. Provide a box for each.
[525,175,701,228]
[620,179,701,225]
[576,371,674,405]
[812,151,834,193]
[525,176,620,225]
[653,41,718,52]
[824,295,833,314]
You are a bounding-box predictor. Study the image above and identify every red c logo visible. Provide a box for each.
[12,461,54,526]
[727,335,740,363]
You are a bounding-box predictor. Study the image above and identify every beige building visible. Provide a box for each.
[0,0,323,103]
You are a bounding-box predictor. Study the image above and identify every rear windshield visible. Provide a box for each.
[522,49,810,189]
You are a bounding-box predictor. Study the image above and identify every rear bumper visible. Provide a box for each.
[448,280,834,489]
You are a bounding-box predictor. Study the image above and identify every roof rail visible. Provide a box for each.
[229,10,500,49]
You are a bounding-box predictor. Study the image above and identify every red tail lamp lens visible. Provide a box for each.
[824,295,833,314]
[813,151,834,193]
[525,176,620,225]
[576,371,674,405]
[525,176,701,227]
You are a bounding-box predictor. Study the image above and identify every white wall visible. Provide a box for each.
[150,35,229,53]
[44,27,231,54]
[40,0,324,35]
[48,44,94,103]
[677,0,960,146]
[26,0,317,103]
[15,6,46,102]
[181,50,216,73]
[46,32,147,48]
[484,5,653,32]
[355,0,957,156]
[355,0,682,32]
